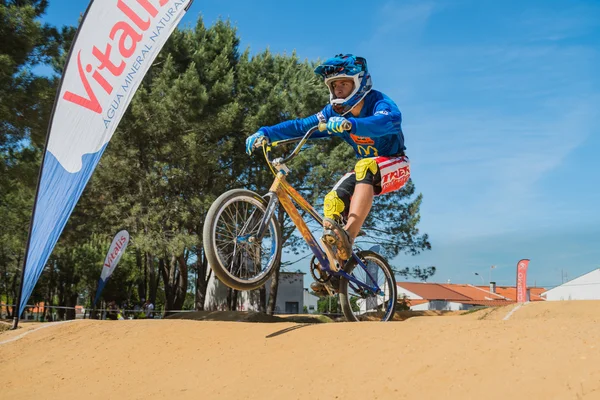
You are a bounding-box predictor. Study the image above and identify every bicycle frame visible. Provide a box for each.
[255,131,384,296]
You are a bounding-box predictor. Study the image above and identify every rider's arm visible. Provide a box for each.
[258,106,334,141]
[347,98,402,138]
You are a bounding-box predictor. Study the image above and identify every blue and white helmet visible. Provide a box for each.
[314,54,372,115]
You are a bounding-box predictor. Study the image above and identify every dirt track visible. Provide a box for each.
[1,301,600,399]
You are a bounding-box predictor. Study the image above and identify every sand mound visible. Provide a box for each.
[2,301,600,399]
[460,300,600,322]
[507,300,600,321]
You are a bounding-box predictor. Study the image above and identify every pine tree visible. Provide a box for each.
[0,0,59,317]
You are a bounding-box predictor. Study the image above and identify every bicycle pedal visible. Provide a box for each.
[322,229,338,244]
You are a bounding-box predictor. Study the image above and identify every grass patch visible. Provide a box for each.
[477,307,499,320]
[461,306,489,316]
[312,315,334,323]
[0,322,10,333]
[165,311,333,324]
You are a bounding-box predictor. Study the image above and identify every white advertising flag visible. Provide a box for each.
[100,230,130,282]
[18,0,193,318]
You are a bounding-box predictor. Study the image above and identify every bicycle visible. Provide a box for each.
[202,123,397,322]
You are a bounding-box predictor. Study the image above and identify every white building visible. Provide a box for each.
[204,271,306,314]
[303,288,319,314]
[271,272,304,314]
[542,268,600,301]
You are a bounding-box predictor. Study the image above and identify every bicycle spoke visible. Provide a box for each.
[208,192,280,286]
[224,205,237,225]
[228,241,239,273]
[238,207,259,236]
[216,220,238,235]
[341,254,395,321]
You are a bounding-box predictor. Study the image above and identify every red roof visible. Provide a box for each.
[457,300,514,307]
[397,282,547,306]
[397,282,471,301]
[404,299,429,307]
[474,286,546,301]
[441,284,507,301]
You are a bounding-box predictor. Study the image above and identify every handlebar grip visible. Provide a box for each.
[318,120,352,132]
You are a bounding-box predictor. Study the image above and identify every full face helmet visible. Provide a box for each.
[314,54,372,115]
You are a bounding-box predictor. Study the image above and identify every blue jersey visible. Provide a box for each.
[258,90,405,158]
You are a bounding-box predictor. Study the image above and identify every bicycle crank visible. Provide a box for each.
[320,236,341,272]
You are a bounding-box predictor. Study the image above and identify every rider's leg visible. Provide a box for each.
[323,173,353,223]
[341,158,378,243]
[322,158,379,259]
[344,183,374,240]
[315,156,411,294]
[322,174,355,260]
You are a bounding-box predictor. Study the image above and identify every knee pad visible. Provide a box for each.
[355,158,378,183]
[324,191,346,220]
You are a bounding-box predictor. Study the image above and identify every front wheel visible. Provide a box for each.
[338,251,397,322]
[203,189,282,291]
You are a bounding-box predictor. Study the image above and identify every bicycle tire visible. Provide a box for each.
[203,189,282,291]
[338,250,397,322]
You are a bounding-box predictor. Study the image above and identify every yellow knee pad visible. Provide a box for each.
[323,191,346,220]
[355,158,378,182]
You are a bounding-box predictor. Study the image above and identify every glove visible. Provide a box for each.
[326,117,352,134]
[245,131,267,155]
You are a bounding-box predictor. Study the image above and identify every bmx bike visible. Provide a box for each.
[202,123,397,321]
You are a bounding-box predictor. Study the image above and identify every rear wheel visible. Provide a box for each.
[203,189,282,291]
[338,251,397,322]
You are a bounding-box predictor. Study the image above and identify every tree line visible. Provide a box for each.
[0,0,433,320]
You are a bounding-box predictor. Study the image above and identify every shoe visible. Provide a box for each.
[322,217,353,260]
[310,281,330,297]
[310,275,341,297]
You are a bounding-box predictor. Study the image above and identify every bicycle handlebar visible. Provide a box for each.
[264,122,328,166]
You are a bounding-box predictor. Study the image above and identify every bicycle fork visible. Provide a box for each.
[255,172,285,241]
[255,191,279,241]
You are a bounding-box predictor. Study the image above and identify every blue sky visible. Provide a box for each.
[41,0,600,289]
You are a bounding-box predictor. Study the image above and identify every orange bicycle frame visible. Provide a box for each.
[266,170,338,272]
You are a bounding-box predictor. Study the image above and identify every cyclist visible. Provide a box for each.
[245,54,410,294]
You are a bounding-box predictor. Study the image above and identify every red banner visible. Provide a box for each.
[516,259,530,303]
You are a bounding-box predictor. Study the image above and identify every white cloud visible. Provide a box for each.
[359,0,438,50]
[407,95,600,238]
[517,4,600,42]
[357,3,600,239]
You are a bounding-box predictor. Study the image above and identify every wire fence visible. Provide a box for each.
[0,303,196,322]
[0,303,319,322]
